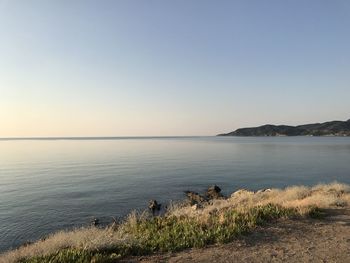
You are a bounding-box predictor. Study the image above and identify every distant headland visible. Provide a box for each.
[218,119,350,136]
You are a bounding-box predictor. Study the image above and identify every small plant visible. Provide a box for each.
[308,206,326,219]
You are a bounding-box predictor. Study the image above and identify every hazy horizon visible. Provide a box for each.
[0,117,349,139]
[1,0,349,137]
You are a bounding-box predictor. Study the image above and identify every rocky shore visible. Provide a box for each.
[1,182,349,263]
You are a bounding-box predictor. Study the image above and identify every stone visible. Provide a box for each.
[148,200,161,215]
[231,189,254,198]
[191,204,199,211]
[206,185,224,199]
[256,188,272,194]
[91,218,100,226]
[184,191,207,205]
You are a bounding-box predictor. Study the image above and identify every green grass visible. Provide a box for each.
[19,249,120,263]
[308,206,326,219]
[20,204,298,263]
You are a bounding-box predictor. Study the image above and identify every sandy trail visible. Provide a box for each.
[124,208,350,263]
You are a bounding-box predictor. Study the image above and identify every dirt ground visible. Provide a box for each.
[123,208,350,263]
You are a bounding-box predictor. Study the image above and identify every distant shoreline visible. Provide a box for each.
[219,119,350,137]
[2,135,350,141]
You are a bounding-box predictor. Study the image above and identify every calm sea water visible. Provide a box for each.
[1,136,350,252]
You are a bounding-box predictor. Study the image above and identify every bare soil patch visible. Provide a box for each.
[125,208,350,263]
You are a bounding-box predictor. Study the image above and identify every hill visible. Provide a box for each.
[218,119,350,136]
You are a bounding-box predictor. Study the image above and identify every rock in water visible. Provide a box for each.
[148,200,161,215]
[206,185,224,199]
[91,218,100,226]
[184,191,207,205]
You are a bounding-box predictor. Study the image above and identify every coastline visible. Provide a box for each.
[1,182,349,263]
[2,136,350,255]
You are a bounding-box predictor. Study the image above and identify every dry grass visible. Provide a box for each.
[170,182,350,220]
[0,227,130,263]
[1,182,349,263]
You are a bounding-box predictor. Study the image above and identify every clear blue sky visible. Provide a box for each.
[0,0,349,136]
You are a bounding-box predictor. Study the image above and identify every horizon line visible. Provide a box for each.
[0,136,213,141]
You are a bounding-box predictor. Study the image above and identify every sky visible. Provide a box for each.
[0,0,349,137]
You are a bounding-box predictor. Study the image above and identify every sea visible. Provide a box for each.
[1,136,350,253]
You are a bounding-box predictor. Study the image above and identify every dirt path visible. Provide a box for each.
[124,208,350,263]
